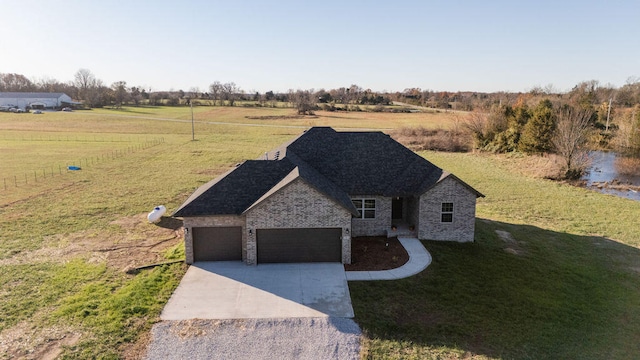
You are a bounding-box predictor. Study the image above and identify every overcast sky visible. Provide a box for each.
[1,0,638,93]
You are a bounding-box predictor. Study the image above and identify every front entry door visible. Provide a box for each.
[392,197,403,220]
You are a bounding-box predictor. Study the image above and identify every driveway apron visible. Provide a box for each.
[161,262,354,320]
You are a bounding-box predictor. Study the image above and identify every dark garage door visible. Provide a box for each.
[257,228,341,263]
[192,226,242,261]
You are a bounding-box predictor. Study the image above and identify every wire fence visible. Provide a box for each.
[0,134,152,143]
[2,137,164,191]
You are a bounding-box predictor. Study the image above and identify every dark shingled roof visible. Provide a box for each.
[275,127,445,196]
[173,127,482,217]
[292,155,359,214]
[173,160,296,217]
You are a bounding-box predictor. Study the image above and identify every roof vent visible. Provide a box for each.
[275,151,280,160]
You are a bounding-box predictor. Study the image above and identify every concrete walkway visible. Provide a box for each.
[345,237,432,281]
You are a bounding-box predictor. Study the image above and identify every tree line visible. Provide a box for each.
[392,79,640,111]
[0,71,395,110]
[2,69,639,173]
[2,70,640,114]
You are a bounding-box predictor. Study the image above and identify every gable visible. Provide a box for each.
[173,160,296,217]
[422,174,484,199]
[243,165,358,216]
[245,177,353,228]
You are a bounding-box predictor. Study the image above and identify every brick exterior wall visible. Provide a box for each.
[418,176,477,242]
[182,215,246,264]
[406,196,420,231]
[181,176,479,265]
[351,196,392,237]
[245,178,352,264]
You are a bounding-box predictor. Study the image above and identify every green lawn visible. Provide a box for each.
[353,152,640,359]
[0,108,300,358]
[0,106,639,359]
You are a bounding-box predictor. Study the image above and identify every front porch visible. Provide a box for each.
[388,196,418,238]
[386,222,416,238]
[351,196,420,238]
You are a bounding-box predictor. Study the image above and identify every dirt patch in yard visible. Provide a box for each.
[245,115,316,120]
[96,214,184,271]
[345,237,409,271]
[0,320,82,360]
[0,213,183,271]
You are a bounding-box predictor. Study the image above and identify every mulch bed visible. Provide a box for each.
[344,236,409,271]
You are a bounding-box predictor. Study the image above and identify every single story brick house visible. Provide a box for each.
[173,127,483,265]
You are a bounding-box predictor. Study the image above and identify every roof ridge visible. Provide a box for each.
[293,157,360,215]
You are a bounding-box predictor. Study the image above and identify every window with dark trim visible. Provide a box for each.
[353,198,376,219]
[441,202,453,223]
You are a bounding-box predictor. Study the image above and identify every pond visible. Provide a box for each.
[582,151,640,201]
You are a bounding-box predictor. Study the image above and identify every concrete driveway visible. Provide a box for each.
[161,262,354,320]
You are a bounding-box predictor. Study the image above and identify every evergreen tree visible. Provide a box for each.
[519,99,556,154]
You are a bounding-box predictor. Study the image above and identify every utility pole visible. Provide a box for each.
[190,101,195,141]
[605,98,612,132]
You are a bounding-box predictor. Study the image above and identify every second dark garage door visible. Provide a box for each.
[256,228,342,263]
[192,226,242,261]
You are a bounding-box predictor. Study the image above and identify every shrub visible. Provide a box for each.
[391,127,471,152]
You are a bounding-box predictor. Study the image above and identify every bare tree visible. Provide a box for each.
[74,69,97,100]
[221,82,240,106]
[110,81,129,108]
[209,81,222,106]
[73,69,108,107]
[553,105,594,179]
[329,87,349,105]
[36,77,72,93]
[289,89,317,115]
[347,84,363,105]
[149,91,162,106]
[0,73,35,91]
[188,87,201,100]
[464,111,491,148]
[130,86,142,106]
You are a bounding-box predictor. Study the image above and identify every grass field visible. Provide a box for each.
[1,106,639,359]
[353,151,640,359]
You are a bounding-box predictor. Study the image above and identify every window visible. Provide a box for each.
[441,202,453,223]
[353,198,376,219]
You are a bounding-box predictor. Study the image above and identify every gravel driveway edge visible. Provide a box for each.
[145,317,361,360]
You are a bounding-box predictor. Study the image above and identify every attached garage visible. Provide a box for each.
[256,228,342,263]
[192,226,242,261]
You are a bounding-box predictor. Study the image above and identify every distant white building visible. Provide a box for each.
[0,92,79,110]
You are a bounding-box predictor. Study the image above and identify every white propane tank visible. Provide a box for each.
[147,205,166,223]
